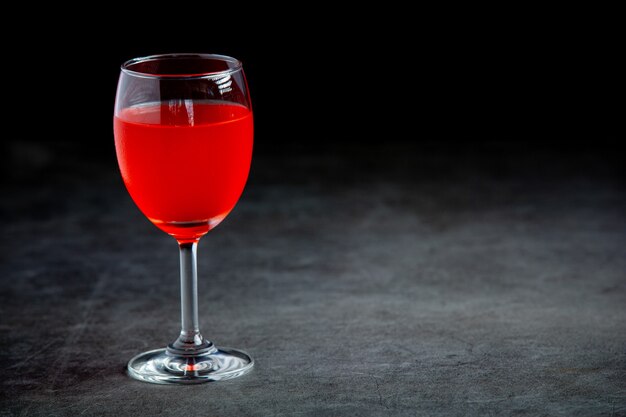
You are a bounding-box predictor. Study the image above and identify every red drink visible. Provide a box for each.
[114,102,253,242]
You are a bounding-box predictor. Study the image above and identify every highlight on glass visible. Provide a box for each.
[113,53,254,384]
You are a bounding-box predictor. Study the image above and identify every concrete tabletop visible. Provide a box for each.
[1,144,625,416]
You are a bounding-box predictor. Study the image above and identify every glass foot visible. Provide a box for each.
[127,347,254,384]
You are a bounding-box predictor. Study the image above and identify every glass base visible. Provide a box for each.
[127,347,254,384]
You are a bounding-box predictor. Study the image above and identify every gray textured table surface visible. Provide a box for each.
[1,144,625,416]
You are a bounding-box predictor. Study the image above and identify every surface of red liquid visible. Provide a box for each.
[114,102,253,242]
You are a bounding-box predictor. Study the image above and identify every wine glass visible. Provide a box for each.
[113,53,254,384]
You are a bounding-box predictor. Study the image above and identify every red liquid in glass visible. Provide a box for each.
[114,102,253,242]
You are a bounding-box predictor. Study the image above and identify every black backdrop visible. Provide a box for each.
[3,16,622,183]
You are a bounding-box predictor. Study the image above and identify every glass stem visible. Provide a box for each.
[168,241,213,356]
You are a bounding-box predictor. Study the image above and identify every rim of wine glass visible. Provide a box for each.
[121,53,243,80]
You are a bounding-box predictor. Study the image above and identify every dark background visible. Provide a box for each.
[3,16,622,185]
